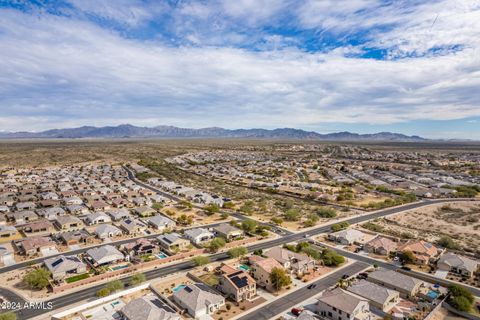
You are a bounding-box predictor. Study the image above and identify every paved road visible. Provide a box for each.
[13,198,456,319]
[312,243,480,297]
[238,261,369,320]
[123,165,294,236]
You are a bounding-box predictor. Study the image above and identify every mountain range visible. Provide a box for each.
[0,124,427,141]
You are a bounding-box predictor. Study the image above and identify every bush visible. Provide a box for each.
[193,255,211,266]
[204,203,220,215]
[331,222,349,232]
[317,207,337,218]
[0,313,16,320]
[321,249,345,266]
[284,208,301,221]
[241,219,258,233]
[437,236,460,250]
[23,268,51,290]
[129,273,146,286]
[106,280,124,293]
[228,247,248,258]
[271,217,284,225]
[208,237,226,252]
[96,287,111,297]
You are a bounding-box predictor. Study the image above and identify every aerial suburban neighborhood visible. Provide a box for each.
[0,141,478,320]
[1,1,480,320]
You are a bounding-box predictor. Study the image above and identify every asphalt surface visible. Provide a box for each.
[2,169,476,320]
[311,242,480,297]
[238,261,369,320]
[11,197,456,319]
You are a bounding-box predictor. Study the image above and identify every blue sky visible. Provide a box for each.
[0,0,479,139]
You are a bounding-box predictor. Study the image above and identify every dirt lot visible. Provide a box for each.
[368,201,480,254]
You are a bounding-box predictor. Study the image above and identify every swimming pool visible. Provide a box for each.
[238,264,250,271]
[111,264,129,271]
[173,284,186,293]
[156,252,168,259]
[427,290,439,300]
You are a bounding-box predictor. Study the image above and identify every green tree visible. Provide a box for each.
[96,287,111,297]
[177,214,193,225]
[241,219,258,233]
[269,267,291,291]
[0,313,17,320]
[253,249,263,256]
[179,200,193,209]
[284,208,301,221]
[437,236,460,250]
[204,203,220,215]
[193,255,211,266]
[317,207,337,218]
[152,202,163,210]
[223,202,235,209]
[321,249,345,266]
[23,268,51,290]
[228,247,248,259]
[271,217,284,225]
[129,273,146,286]
[208,237,226,252]
[106,280,124,293]
[331,222,349,232]
[448,284,474,310]
[399,250,416,264]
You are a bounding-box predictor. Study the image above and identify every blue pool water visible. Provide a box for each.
[173,284,186,293]
[111,265,128,271]
[238,264,250,271]
[427,290,439,299]
[157,252,168,259]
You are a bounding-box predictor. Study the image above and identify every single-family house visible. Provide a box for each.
[157,233,190,254]
[85,245,125,266]
[85,212,112,225]
[173,283,225,319]
[367,269,424,298]
[120,294,181,320]
[21,219,56,235]
[0,225,20,242]
[397,240,439,265]
[55,215,84,231]
[148,215,176,231]
[108,209,131,221]
[347,280,399,312]
[265,246,315,275]
[94,224,123,239]
[44,255,87,281]
[15,236,57,257]
[213,223,244,241]
[119,218,146,236]
[10,210,39,224]
[316,288,371,320]
[217,264,256,302]
[123,238,159,257]
[437,252,479,278]
[364,236,397,256]
[250,256,287,289]
[328,229,367,245]
[59,230,94,246]
[183,228,215,245]
[133,206,156,217]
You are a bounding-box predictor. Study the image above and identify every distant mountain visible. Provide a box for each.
[0,124,427,141]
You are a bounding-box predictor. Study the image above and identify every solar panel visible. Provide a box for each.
[184,286,192,293]
[230,275,248,288]
[51,258,63,267]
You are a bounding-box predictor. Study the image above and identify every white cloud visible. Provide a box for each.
[0,3,479,133]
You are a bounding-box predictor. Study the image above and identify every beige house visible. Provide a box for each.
[250,256,287,290]
[217,264,256,302]
[397,240,439,265]
[55,215,84,231]
[364,236,397,256]
[367,269,423,298]
[265,246,315,275]
[317,288,371,320]
[347,280,399,312]
[157,233,190,254]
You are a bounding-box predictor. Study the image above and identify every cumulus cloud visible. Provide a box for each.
[0,1,479,133]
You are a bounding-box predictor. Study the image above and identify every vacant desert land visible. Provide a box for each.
[371,201,480,254]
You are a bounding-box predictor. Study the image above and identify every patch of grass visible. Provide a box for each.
[65,273,90,283]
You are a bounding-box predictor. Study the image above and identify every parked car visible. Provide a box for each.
[401,266,412,271]
[307,283,317,289]
[341,274,350,279]
[291,308,303,316]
